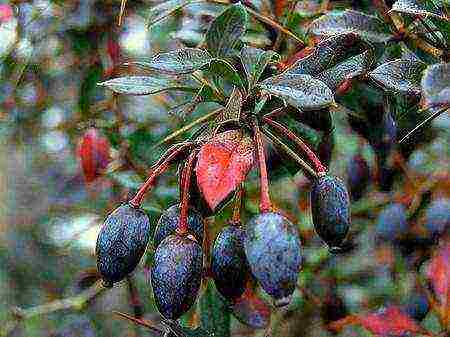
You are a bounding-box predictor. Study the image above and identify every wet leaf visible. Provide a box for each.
[206,3,248,57]
[259,73,334,110]
[207,59,245,89]
[308,10,393,43]
[77,128,111,183]
[421,62,450,108]
[426,242,450,307]
[231,284,271,329]
[369,59,427,96]
[98,76,196,95]
[196,130,255,210]
[239,46,278,89]
[359,306,424,337]
[199,281,231,337]
[131,48,213,75]
[214,87,243,127]
[391,0,450,22]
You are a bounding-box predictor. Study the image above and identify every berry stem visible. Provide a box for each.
[177,150,197,235]
[253,121,272,213]
[232,183,244,225]
[129,142,192,208]
[262,116,327,175]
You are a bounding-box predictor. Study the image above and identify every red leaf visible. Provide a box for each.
[359,306,423,337]
[426,241,450,307]
[77,128,111,183]
[196,130,254,210]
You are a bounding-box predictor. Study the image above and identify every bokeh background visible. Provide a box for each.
[1,1,449,337]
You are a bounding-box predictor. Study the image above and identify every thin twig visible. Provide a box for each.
[253,122,272,213]
[399,106,449,143]
[177,150,197,235]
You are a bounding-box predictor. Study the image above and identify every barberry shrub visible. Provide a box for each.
[92,1,449,336]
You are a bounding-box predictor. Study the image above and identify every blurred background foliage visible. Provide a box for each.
[0,0,449,337]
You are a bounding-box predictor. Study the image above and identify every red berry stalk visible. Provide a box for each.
[177,150,197,235]
[129,142,192,208]
[262,116,327,176]
[253,122,272,213]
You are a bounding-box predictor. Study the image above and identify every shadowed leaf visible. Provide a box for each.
[206,3,248,57]
[240,46,278,89]
[196,130,254,210]
[421,62,450,108]
[308,10,393,43]
[207,59,245,89]
[369,59,427,96]
[130,48,213,75]
[98,76,196,95]
[259,73,334,110]
[391,0,450,22]
[199,281,230,337]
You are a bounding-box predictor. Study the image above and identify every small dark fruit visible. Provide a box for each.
[375,203,408,242]
[245,212,302,307]
[153,204,204,247]
[96,204,151,286]
[310,175,351,250]
[211,226,251,301]
[404,293,430,322]
[151,234,203,320]
[423,198,450,239]
[346,153,370,201]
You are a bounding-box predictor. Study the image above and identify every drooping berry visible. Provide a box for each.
[346,153,370,201]
[153,204,204,248]
[151,234,203,320]
[96,204,150,286]
[211,226,251,301]
[310,175,351,250]
[245,212,302,307]
[375,203,408,243]
[423,198,450,240]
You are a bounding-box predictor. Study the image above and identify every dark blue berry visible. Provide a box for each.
[424,198,450,239]
[375,203,408,242]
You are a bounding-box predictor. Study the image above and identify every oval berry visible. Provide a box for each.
[375,203,407,242]
[153,204,204,248]
[423,198,449,239]
[310,175,351,250]
[96,204,151,286]
[245,212,302,307]
[211,226,250,301]
[151,234,203,320]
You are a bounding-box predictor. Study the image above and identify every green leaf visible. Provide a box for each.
[130,48,214,75]
[259,73,334,110]
[206,3,248,57]
[207,59,245,89]
[214,87,243,126]
[369,59,427,96]
[98,76,196,95]
[391,0,450,22]
[239,46,278,89]
[199,281,231,337]
[147,0,197,27]
[421,62,450,108]
[308,10,393,43]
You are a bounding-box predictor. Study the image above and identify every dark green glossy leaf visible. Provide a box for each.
[308,10,393,43]
[259,73,334,110]
[199,281,231,337]
[421,62,450,108]
[214,87,243,126]
[369,59,427,96]
[391,0,450,22]
[131,48,213,75]
[239,46,278,89]
[207,59,245,89]
[98,76,195,95]
[206,3,248,57]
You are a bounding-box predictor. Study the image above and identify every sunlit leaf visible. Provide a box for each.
[426,242,450,307]
[196,130,254,210]
[214,87,243,127]
[308,10,393,43]
[259,73,334,110]
[369,59,427,96]
[131,48,213,75]
[421,62,450,108]
[98,76,196,95]
[206,3,248,57]
[391,0,450,22]
[199,281,230,337]
[239,46,278,89]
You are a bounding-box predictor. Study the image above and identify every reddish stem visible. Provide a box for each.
[177,150,197,235]
[262,116,327,175]
[129,143,192,208]
[253,122,272,213]
[232,184,244,225]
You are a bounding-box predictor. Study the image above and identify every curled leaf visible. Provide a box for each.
[259,73,334,110]
[98,76,195,95]
[369,59,427,96]
[421,63,450,108]
[196,130,254,210]
[308,10,393,43]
